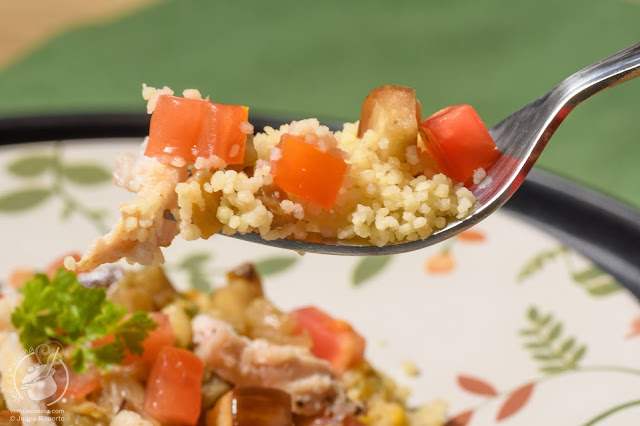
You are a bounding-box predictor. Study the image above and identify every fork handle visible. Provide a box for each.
[557,42,640,107]
[489,42,640,165]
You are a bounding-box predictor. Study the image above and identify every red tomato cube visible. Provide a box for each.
[146,95,249,165]
[290,306,365,374]
[144,347,204,425]
[271,134,348,210]
[197,103,249,164]
[420,104,500,184]
[146,96,203,161]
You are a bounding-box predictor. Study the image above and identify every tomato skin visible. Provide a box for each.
[145,95,249,164]
[290,306,365,374]
[420,104,500,185]
[198,103,249,164]
[146,95,203,160]
[271,134,348,210]
[144,347,204,425]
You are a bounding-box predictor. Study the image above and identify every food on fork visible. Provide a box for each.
[1,259,448,425]
[67,84,500,270]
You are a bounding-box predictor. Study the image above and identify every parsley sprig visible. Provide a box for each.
[11,269,157,373]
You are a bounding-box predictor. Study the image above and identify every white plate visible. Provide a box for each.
[1,138,640,426]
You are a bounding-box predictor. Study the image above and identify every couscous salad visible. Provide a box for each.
[68,85,500,270]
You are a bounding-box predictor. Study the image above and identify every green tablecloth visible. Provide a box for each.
[1,0,638,207]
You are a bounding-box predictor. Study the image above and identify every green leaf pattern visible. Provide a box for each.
[570,266,621,297]
[7,154,54,177]
[518,246,621,298]
[63,164,112,184]
[517,246,567,282]
[519,306,588,374]
[351,255,393,287]
[177,253,214,292]
[0,143,112,231]
[254,256,300,276]
[0,188,50,211]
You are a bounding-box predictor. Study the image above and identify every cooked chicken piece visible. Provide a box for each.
[69,156,187,271]
[192,315,356,416]
[0,332,57,426]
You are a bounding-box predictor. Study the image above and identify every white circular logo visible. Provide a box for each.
[12,342,69,406]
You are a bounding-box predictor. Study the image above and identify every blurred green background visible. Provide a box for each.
[0,0,639,207]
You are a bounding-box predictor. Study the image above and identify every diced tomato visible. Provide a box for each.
[146,96,203,159]
[144,347,204,425]
[198,102,249,164]
[271,134,348,210]
[145,95,249,164]
[290,306,365,374]
[54,367,100,400]
[46,252,82,279]
[93,312,175,365]
[420,104,500,185]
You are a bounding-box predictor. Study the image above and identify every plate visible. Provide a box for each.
[1,114,640,425]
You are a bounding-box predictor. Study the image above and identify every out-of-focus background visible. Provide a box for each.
[0,0,638,207]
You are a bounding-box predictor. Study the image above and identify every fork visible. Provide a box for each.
[227,42,640,255]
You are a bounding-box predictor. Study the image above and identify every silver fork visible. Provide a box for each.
[228,42,640,255]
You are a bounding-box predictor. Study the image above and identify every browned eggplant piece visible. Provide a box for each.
[357,85,422,162]
[206,387,293,426]
[226,262,263,286]
[227,134,258,173]
[188,169,224,239]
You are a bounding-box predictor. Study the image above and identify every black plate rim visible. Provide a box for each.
[1,112,639,298]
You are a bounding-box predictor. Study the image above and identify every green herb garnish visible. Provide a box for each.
[11,269,157,373]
